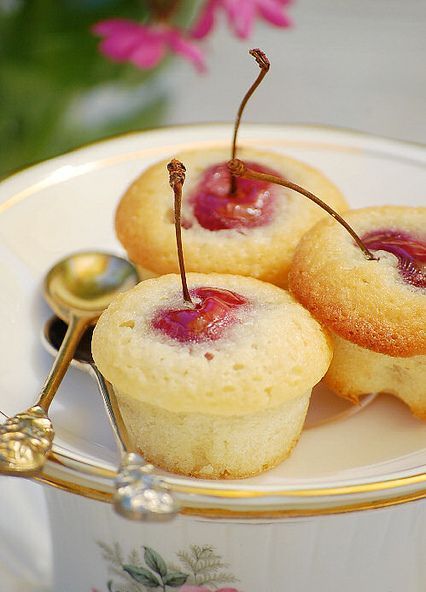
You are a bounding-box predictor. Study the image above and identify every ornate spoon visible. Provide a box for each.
[0,251,138,477]
[42,316,177,521]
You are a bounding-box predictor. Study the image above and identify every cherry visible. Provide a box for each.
[363,229,426,288]
[190,161,280,230]
[152,287,247,343]
[189,49,275,231]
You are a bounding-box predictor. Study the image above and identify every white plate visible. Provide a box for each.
[0,124,425,514]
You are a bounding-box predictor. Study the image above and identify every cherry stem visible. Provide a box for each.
[167,159,193,305]
[227,159,378,261]
[230,49,270,195]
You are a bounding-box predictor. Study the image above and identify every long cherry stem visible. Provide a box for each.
[227,159,378,261]
[167,159,193,305]
[230,49,270,194]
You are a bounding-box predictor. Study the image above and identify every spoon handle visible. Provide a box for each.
[89,365,128,455]
[89,364,178,520]
[38,314,88,411]
[0,405,54,476]
[0,314,88,476]
[114,452,177,521]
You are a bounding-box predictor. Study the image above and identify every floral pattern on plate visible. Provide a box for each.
[93,542,241,591]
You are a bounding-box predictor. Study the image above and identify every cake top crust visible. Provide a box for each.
[92,273,332,415]
[115,146,346,287]
[289,206,426,357]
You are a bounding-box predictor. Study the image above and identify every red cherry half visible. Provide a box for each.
[190,161,281,230]
[362,229,426,288]
[152,287,248,343]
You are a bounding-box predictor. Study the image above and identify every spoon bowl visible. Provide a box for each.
[44,251,138,322]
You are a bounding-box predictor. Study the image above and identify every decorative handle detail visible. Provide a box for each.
[0,406,54,476]
[113,452,178,521]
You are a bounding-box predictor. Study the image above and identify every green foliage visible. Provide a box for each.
[98,541,238,591]
[177,544,238,587]
[100,542,188,590]
[0,0,167,176]
[123,564,162,588]
[162,572,189,586]
[144,546,168,579]
[98,541,145,592]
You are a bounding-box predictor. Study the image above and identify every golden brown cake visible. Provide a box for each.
[326,335,426,419]
[92,273,332,478]
[116,146,347,288]
[288,205,426,418]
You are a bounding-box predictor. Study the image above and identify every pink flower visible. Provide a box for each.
[193,0,292,40]
[93,19,206,72]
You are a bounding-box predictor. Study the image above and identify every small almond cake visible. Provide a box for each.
[116,147,347,287]
[92,273,332,479]
[289,206,426,418]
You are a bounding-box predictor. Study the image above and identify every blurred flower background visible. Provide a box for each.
[0,0,293,176]
[0,0,425,178]
[0,0,192,176]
